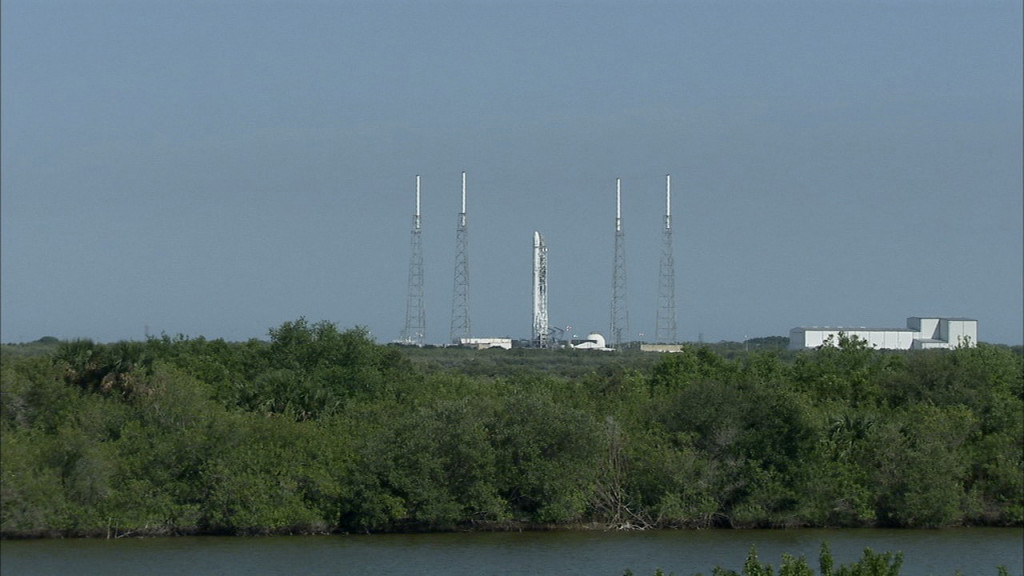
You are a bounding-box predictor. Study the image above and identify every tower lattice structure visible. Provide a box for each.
[610,178,629,348]
[449,171,471,343]
[656,174,678,343]
[401,175,426,346]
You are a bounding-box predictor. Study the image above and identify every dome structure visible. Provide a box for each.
[570,332,611,350]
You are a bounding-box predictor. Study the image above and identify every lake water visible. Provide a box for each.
[2,528,1021,576]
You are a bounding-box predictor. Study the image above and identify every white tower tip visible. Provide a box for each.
[665,174,671,229]
[615,178,622,232]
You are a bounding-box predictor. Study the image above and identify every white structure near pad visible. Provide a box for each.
[789,317,977,350]
[570,333,614,351]
[458,337,513,350]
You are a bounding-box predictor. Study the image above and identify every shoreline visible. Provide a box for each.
[5,519,1022,541]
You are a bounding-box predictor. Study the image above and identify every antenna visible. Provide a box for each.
[450,171,471,343]
[610,178,629,348]
[656,174,677,343]
[401,175,426,345]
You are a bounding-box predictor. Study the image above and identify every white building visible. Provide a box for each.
[458,337,513,350]
[789,317,977,351]
[640,344,687,353]
[569,332,614,351]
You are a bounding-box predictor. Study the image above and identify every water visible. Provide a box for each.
[2,528,1020,576]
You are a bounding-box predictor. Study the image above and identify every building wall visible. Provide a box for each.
[459,338,513,350]
[912,339,949,350]
[790,318,977,350]
[894,330,917,349]
[908,317,941,340]
[942,319,977,347]
[640,344,686,353]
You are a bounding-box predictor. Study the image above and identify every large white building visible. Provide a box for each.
[789,317,977,351]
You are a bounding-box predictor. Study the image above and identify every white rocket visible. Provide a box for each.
[532,231,548,348]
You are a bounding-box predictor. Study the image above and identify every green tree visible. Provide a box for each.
[491,378,602,523]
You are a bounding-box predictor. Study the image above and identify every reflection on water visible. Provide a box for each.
[2,528,1021,576]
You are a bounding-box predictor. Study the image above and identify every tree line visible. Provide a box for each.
[1,319,1021,537]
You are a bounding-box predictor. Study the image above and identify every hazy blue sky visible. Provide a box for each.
[2,1,1022,345]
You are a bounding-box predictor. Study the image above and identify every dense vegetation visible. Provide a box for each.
[629,542,1012,576]
[2,320,1021,537]
[629,542,905,576]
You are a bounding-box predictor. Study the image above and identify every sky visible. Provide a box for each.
[2,0,1022,345]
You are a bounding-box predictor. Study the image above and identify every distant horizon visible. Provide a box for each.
[5,323,1020,348]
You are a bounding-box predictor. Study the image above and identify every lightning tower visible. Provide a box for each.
[449,171,471,343]
[532,231,549,348]
[656,174,677,343]
[610,178,629,348]
[401,175,426,345]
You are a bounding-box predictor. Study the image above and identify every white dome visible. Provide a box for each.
[586,333,606,348]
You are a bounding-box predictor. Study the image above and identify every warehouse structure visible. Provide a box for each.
[789,317,977,350]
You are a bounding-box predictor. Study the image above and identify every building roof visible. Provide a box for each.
[791,326,916,333]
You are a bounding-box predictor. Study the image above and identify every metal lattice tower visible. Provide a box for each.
[656,174,678,343]
[449,171,471,343]
[610,178,629,348]
[401,175,426,346]
[532,231,549,348]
